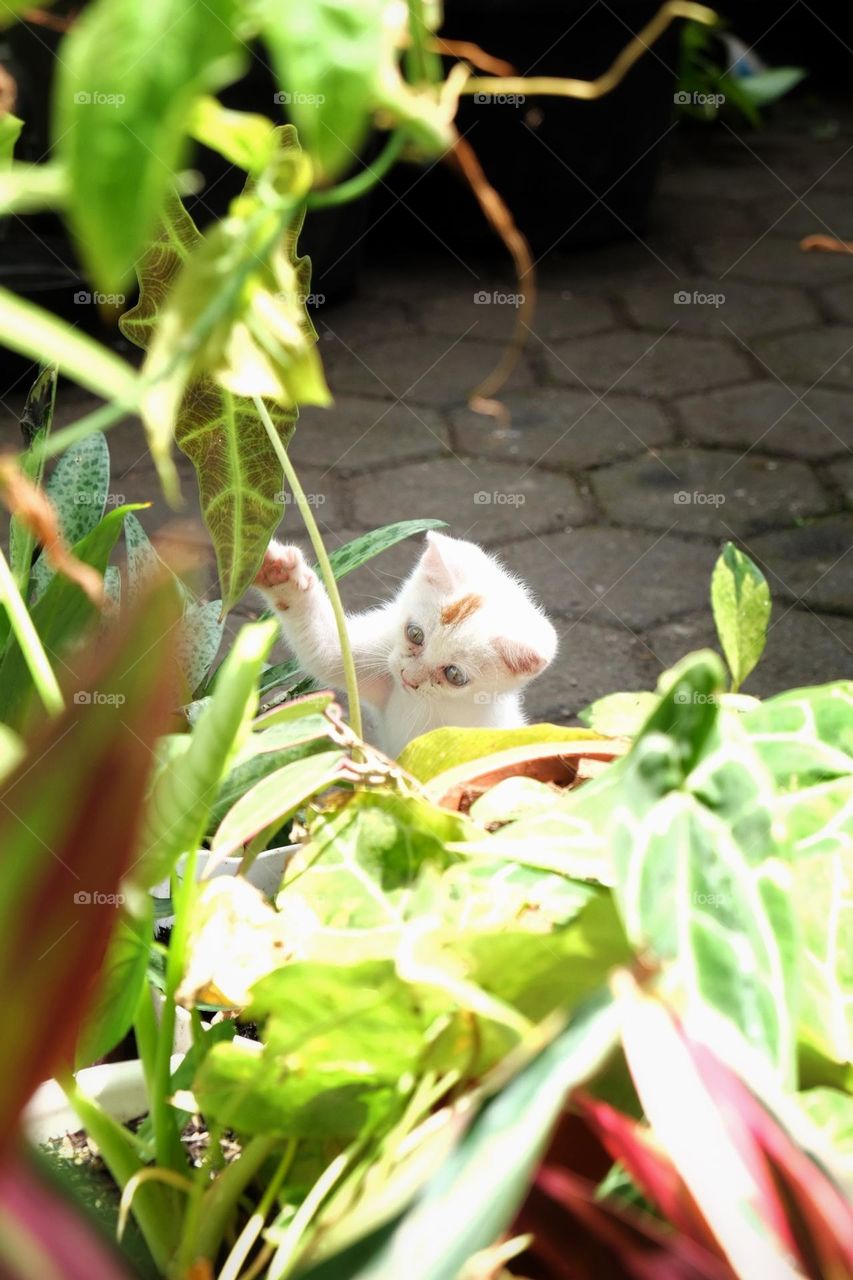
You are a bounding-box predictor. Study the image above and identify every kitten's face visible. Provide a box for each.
[386,532,557,703]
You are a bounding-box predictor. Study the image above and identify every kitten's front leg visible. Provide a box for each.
[254,542,391,707]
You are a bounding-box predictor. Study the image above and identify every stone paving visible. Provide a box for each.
[4,99,853,723]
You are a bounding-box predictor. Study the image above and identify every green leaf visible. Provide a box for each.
[0,503,146,730]
[193,960,443,1138]
[299,995,620,1280]
[8,363,57,598]
[740,66,807,106]
[75,907,153,1067]
[711,542,771,691]
[134,618,277,889]
[0,288,138,403]
[119,144,324,605]
[578,691,659,737]
[207,712,338,831]
[0,160,65,215]
[54,0,244,290]
[399,724,605,783]
[178,599,225,696]
[325,520,448,581]
[743,682,853,789]
[566,651,797,1081]
[257,0,451,183]
[31,432,110,598]
[210,749,345,861]
[798,1088,853,1166]
[0,112,22,163]
[187,95,276,172]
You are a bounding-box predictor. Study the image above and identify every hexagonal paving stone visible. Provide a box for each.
[651,197,756,245]
[450,388,673,471]
[545,330,750,397]
[694,237,853,285]
[623,278,818,338]
[753,327,853,390]
[523,619,661,724]
[319,332,535,405]
[590,448,829,536]
[349,458,589,543]
[506,527,718,630]
[648,607,853,695]
[315,297,411,346]
[657,164,784,204]
[676,382,853,461]
[753,190,853,241]
[747,515,853,614]
[819,279,853,325]
[289,397,448,471]
[828,455,853,504]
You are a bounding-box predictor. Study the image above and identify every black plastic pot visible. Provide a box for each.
[372,0,684,257]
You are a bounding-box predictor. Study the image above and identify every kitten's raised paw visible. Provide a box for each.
[255,542,314,596]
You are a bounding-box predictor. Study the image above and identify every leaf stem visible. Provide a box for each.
[252,394,363,741]
[0,547,64,714]
[306,130,405,209]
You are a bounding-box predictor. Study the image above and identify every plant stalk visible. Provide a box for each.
[307,130,405,209]
[0,547,63,714]
[253,394,363,740]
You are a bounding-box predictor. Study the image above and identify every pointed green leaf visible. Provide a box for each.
[31,432,110,598]
[119,162,321,608]
[54,0,244,290]
[711,542,771,691]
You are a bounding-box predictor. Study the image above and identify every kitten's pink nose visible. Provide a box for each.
[401,669,421,690]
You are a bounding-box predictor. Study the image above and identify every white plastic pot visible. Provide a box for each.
[153,843,298,925]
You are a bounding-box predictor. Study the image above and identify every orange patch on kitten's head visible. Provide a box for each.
[440,593,484,626]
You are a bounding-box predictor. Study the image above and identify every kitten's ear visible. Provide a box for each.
[493,621,557,679]
[419,531,458,589]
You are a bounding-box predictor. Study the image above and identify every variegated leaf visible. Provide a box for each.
[119,129,321,610]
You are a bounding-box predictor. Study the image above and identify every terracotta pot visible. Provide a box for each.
[428,738,629,814]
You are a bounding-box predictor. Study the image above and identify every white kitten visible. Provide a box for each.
[254,531,558,758]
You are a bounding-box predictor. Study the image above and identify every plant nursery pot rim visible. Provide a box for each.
[429,738,629,813]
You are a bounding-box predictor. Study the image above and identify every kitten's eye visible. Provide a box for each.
[444,664,468,687]
[406,622,424,646]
